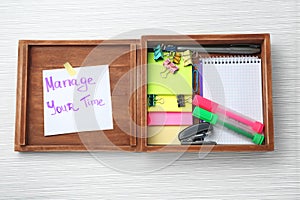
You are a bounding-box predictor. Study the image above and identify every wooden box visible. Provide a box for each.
[15,34,274,152]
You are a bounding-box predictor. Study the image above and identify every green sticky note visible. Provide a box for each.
[147,53,192,95]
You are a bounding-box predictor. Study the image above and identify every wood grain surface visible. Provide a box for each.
[0,0,299,199]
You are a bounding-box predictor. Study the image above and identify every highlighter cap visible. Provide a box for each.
[192,95,218,112]
[253,121,264,133]
[252,134,264,145]
[193,107,218,124]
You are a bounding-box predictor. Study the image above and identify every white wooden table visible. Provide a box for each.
[0,0,299,199]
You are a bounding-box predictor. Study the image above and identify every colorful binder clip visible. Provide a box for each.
[147,94,164,107]
[178,123,217,145]
[173,52,181,64]
[160,58,179,78]
[162,44,177,52]
[153,44,164,61]
[182,50,193,66]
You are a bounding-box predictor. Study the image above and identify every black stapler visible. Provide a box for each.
[178,123,217,145]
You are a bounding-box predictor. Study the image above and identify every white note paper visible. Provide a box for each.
[201,57,263,144]
[43,65,113,136]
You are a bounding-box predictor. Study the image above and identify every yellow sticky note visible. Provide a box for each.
[147,53,192,95]
[148,126,188,145]
[63,62,77,76]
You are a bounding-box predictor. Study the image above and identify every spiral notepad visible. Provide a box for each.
[201,56,263,144]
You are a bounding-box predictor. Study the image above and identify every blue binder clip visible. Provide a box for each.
[153,44,164,61]
[162,44,177,52]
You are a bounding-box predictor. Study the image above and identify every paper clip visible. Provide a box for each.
[160,58,179,78]
[173,52,181,64]
[192,64,199,93]
[177,95,192,107]
[182,50,193,66]
[147,94,164,107]
[153,44,164,61]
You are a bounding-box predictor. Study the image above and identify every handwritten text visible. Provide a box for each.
[45,76,96,93]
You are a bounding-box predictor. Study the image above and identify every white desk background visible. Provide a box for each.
[0,0,299,199]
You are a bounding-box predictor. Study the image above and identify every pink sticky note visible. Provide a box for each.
[147,112,193,126]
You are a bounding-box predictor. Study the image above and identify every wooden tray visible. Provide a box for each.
[15,34,274,152]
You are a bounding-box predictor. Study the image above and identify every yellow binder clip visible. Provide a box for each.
[173,52,181,64]
[182,50,193,66]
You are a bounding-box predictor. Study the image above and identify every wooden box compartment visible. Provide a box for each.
[15,34,274,152]
[15,40,139,151]
[140,34,274,152]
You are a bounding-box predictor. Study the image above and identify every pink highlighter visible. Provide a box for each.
[193,95,264,133]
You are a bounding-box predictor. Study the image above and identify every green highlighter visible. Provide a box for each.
[193,107,264,145]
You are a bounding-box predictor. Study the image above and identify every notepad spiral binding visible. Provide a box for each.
[201,56,261,65]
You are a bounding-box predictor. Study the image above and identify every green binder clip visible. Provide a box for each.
[147,94,164,107]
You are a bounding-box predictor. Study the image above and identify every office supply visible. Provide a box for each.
[162,44,177,52]
[43,65,113,136]
[63,62,77,76]
[147,52,192,95]
[148,126,188,145]
[182,50,193,66]
[193,95,264,133]
[154,44,261,54]
[147,112,193,126]
[178,123,216,145]
[198,60,203,96]
[201,56,263,144]
[193,107,264,145]
[147,94,164,107]
[154,44,164,61]
[164,51,174,59]
[161,58,179,78]
[173,52,181,64]
[176,94,185,107]
[147,95,192,112]
[15,34,273,152]
[177,44,261,54]
[192,64,200,94]
[147,94,156,107]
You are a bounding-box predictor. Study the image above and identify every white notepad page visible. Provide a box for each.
[201,57,263,144]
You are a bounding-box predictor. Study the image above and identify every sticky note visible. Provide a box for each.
[43,65,113,136]
[147,53,192,95]
[147,112,193,126]
[148,126,188,145]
